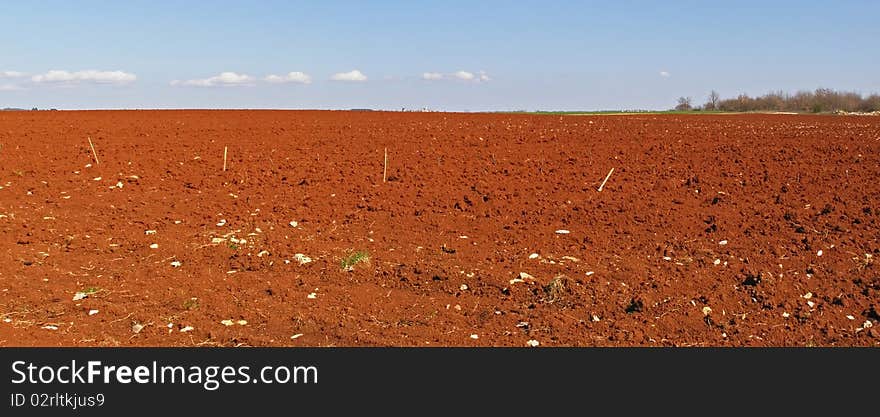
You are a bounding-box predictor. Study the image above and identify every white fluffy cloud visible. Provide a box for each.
[453,70,475,81]
[426,70,490,82]
[171,72,255,87]
[660,71,671,78]
[31,70,136,84]
[330,70,367,82]
[0,71,27,78]
[264,72,312,84]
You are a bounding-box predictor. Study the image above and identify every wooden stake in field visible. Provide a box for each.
[383,147,388,183]
[223,146,228,171]
[87,136,100,164]
[597,167,614,192]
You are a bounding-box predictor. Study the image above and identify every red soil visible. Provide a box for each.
[0,110,878,347]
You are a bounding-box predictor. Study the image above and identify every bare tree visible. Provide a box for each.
[675,96,693,111]
[705,90,720,110]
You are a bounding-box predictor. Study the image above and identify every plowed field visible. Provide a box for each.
[1,110,878,346]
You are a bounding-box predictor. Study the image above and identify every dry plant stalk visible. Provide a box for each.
[598,167,614,192]
[383,147,388,183]
[88,136,100,164]
[223,146,228,171]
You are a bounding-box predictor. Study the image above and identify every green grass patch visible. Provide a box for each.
[340,250,370,271]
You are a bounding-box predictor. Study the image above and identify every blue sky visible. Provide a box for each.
[1,0,878,111]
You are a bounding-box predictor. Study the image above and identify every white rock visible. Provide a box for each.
[555,229,570,234]
[713,259,721,265]
[519,272,534,280]
[170,261,182,267]
[460,284,468,291]
[529,253,540,259]
[257,250,270,257]
[42,325,59,330]
[663,256,672,261]
[180,326,194,332]
[72,292,88,301]
[469,334,479,339]
[863,320,874,329]
[237,320,248,325]
[807,301,815,308]
[3,318,11,323]
[289,220,298,228]
[290,333,304,340]
[93,176,102,181]
[217,219,227,227]
[782,312,790,318]
[586,271,595,276]
[221,320,235,326]
[307,292,317,299]
[526,340,540,347]
[592,315,601,322]
[719,240,728,245]
[817,250,823,256]
[846,315,855,320]
[149,243,159,249]
[145,230,157,235]
[211,237,225,244]
[131,323,144,334]
[294,253,312,265]
[116,181,124,188]
[702,306,712,316]
[88,309,99,316]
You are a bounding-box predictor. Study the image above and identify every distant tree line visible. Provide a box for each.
[675,88,880,113]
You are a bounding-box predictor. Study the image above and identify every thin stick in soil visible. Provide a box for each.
[223,146,228,171]
[88,136,100,164]
[598,167,614,192]
[383,147,388,183]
